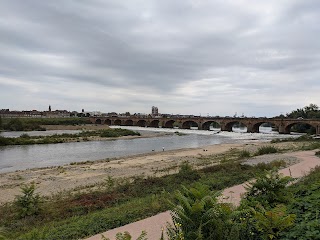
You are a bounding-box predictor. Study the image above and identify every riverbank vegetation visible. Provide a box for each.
[0,151,290,239]
[0,141,319,239]
[1,118,91,131]
[0,129,140,146]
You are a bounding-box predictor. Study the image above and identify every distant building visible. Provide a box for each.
[152,106,159,116]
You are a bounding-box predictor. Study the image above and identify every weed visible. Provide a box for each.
[238,150,251,159]
[255,146,278,155]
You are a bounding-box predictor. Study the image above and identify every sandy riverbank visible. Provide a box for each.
[0,140,306,205]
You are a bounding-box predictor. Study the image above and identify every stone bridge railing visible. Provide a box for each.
[89,116,320,135]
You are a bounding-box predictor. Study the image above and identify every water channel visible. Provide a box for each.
[0,126,295,173]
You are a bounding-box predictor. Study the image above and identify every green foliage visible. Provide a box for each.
[0,227,7,240]
[177,162,201,181]
[255,160,287,172]
[14,183,42,218]
[3,118,46,131]
[2,117,91,129]
[280,167,320,239]
[286,103,320,119]
[255,146,278,156]
[244,169,294,208]
[20,133,31,139]
[284,104,320,134]
[0,128,140,146]
[99,128,140,137]
[0,116,3,130]
[101,231,147,240]
[0,158,293,239]
[238,150,251,159]
[254,205,295,240]
[168,183,234,240]
[316,151,320,157]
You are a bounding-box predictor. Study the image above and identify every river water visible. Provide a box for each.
[0,126,295,173]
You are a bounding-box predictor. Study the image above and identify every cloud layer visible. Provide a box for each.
[1,0,319,116]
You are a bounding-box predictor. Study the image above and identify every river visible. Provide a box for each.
[0,126,295,173]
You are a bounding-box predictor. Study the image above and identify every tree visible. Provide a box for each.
[0,116,2,130]
[14,183,42,218]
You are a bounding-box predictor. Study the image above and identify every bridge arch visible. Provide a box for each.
[137,120,147,127]
[285,122,316,134]
[182,120,198,129]
[124,119,133,126]
[252,121,278,133]
[113,119,122,125]
[164,120,175,128]
[224,121,247,132]
[95,119,102,124]
[202,121,221,130]
[104,119,111,125]
[149,120,160,128]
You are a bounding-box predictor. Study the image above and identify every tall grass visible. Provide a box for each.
[255,146,278,155]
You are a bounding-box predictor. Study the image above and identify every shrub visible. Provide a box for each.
[255,146,278,155]
[244,169,294,208]
[238,150,251,159]
[316,151,320,157]
[20,133,31,139]
[177,162,200,181]
[14,183,42,218]
[254,205,295,239]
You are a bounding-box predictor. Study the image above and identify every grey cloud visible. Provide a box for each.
[0,0,319,116]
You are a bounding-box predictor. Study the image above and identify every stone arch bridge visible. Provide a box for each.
[89,116,320,135]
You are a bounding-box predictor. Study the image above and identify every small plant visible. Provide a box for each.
[255,146,278,156]
[177,162,200,181]
[105,176,115,190]
[20,133,31,139]
[14,183,42,218]
[101,231,147,240]
[238,150,251,159]
[315,151,320,157]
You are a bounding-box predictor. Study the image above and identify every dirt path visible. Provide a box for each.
[85,150,320,240]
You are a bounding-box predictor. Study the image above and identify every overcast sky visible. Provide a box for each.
[0,0,319,117]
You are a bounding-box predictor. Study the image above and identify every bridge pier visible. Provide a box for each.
[316,125,320,136]
[247,123,253,133]
[278,124,290,134]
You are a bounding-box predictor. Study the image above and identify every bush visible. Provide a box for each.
[20,133,31,139]
[14,183,42,218]
[177,162,200,181]
[238,150,251,159]
[255,146,278,155]
[316,151,320,157]
[244,169,294,208]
